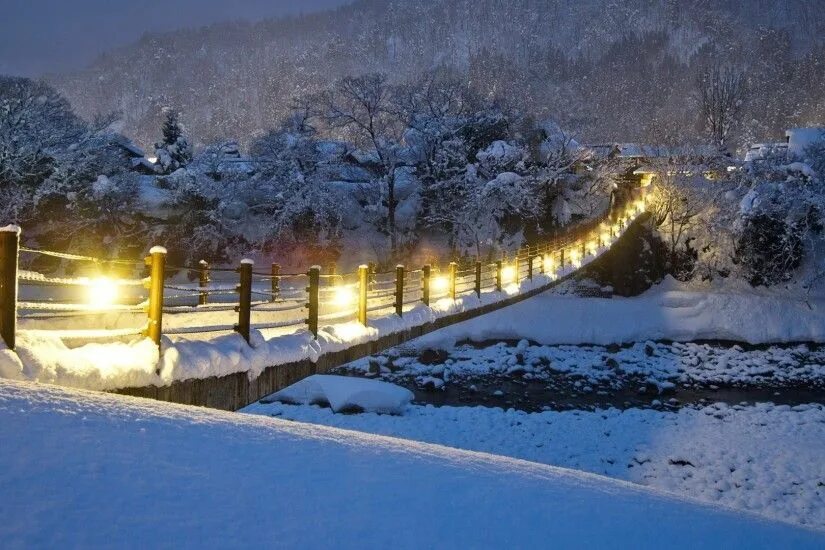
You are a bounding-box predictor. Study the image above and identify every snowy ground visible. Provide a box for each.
[4,379,823,548]
[246,399,825,530]
[412,275,825,348]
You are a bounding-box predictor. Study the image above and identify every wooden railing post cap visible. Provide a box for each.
[199,259,209,266]
[240,258,254,266]
[0,225,21,236]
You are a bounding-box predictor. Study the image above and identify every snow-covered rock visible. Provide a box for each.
[268,374,413,414]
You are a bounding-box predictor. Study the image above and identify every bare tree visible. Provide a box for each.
[696,65,747,150]
[323,73,404,256]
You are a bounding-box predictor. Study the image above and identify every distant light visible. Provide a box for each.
[86,277,118,309]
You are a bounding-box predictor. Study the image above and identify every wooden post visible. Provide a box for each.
[448,262,457,300]
[270,263,280,302]
[235,259,253,344]
[328,263,338,287]
[514,256,520,284]
[528,256,534,281]
[475,261,482,298]
[422,264,431,306]
[367,261,376,291]
[306,266,320,339]
[357,265,368,325]
[0,227,19,350]
[198,260,209,306]
[560,248,565,269]
[495,260,502,292]
[395,264,404,317]
[145,245,166,348]
[581,240,586,258]
[539,254,545,274]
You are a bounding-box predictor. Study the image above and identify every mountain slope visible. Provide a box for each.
[51,0,825,149]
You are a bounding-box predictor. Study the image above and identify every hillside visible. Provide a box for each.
[50,0,825,149]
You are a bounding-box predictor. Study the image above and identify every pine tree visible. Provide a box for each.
[154,109,193,173]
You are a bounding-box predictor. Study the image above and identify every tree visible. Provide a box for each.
[696,65,747,150]
[154,109,193,173]
[323,73,405,257]
[0,77,86,190]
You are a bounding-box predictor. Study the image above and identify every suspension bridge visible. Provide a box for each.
[0,185,650,410]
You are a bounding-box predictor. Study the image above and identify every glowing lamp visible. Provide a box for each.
[333,286,356,307]
[587,241,598,255]
[501,265,516,283]
[569,249,581,267]
[86,277,119,309]
[432,276,449,292]
[543,255,554,272]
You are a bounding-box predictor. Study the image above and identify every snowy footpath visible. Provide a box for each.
[1,379,823,548]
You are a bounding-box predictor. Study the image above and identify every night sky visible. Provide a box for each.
[0,0,351,76]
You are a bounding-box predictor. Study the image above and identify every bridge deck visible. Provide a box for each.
[114,216,645,411]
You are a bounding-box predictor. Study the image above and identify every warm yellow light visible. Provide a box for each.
[569,249,581,267]
[333,286,356,307]
[543,255,554,272]
[432,276,449,292]
[635,200,646,213]
[601,232,611,244]
[587,241,598,255]
[501,265,516,283]
[86,277,119,309]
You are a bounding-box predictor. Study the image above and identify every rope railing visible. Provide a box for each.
[0,185,651,349]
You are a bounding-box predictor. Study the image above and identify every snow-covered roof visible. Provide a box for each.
[785,127,825,157]
[111,134,146,158]
[744,143,787,162]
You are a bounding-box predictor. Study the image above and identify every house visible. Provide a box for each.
[110,134,158,175]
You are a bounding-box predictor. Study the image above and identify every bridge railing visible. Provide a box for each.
[0,186,651,351]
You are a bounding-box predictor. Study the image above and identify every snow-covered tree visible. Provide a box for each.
[323,73,406,256]
[154,110,192,174]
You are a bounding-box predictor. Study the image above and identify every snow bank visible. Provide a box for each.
[269,374,413,414]
[413,276,825,350]
[247,399,825,529]
[1,379,822,548]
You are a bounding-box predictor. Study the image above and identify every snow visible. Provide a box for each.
[267,374,413,414]
[149,245,167,255]
[0,224,21,234]
[1,378,822,548]
[411,276,825,350]
[786,127,825,157]
[347,338,825,392]
[246,399,825,530]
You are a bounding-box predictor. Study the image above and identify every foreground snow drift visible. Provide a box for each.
[1,380,822,548]
[266,374,413,414]
[248,400,825,529]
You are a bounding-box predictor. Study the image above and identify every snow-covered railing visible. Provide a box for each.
[0,186,651,352]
